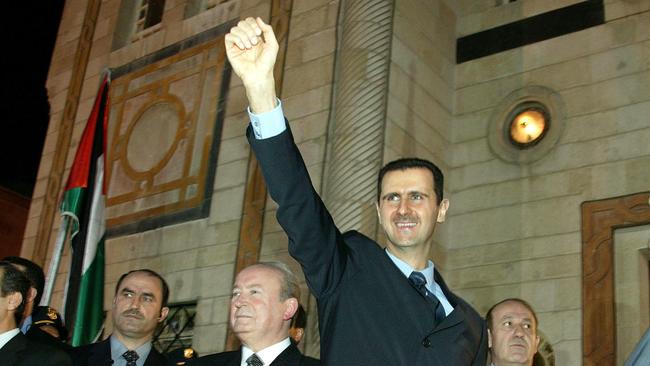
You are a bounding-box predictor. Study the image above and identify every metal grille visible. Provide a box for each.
[152,301,196,353]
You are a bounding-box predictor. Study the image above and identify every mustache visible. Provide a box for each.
[121,309,144,319]
[394,214,418,222]
[510,340,527,348]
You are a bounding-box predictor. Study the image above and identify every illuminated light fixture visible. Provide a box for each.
[508,102,549,148]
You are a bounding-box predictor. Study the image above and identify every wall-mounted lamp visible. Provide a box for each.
[488,86,564,164]
[507,102,549,148]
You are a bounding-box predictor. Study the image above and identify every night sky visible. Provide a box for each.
[1,2,65,197]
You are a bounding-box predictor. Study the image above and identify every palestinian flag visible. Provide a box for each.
[61,74,110,346]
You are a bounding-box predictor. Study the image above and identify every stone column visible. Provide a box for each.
[303,0,396,356]
[323,0,395,238]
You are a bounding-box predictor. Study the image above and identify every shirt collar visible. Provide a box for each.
[0,328,20,350]
[19,314,32,334]
[241,337,291,366]
[110,335,153,365]
[385,248,435,285]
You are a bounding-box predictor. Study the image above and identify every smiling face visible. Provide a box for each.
[488,300,540,366]
[377,168,449,254]
[230,265,297,351]
[112,271,169,343]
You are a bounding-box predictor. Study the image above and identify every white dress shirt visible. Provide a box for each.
[240,337,292,366]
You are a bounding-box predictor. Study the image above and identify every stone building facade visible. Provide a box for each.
[23,0,650,364]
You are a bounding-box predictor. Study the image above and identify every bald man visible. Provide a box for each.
[486,298,540,366]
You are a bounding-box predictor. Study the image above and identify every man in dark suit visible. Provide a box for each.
[0,261,72,365]
[70,269,170,366]
[191,262,318,366]
[4,256,71,351]
[224,17,487,365]
[3,256,45,334]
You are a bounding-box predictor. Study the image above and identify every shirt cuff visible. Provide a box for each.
[247,99,286,139]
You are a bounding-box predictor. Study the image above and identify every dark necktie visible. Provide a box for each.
[122,350,139,366]
[409,271,446,322]
[246,353,264,366]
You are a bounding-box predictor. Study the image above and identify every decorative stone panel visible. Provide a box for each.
[106,27,232,235]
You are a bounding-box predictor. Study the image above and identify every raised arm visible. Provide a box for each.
[224,17,278,113]
[225,18,348,298]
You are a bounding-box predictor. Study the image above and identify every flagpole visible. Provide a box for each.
[42,70,111,309]
[41,215,71,306]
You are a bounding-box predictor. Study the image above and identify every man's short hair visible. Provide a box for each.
[485,297,539,330]
[3,256,45,308]
[115,269,169,308]
[377,158,444,204]
[256,261,300,301]
[0,261,31,325]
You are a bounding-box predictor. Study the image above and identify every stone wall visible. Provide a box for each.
[449,1,650,365]
[386,0,457,265]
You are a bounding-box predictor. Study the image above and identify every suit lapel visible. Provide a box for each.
[88,338,114,366]
[270,344,301,366]
[143,348,166,366]
[0,332,28,366]
[432,269,464,332]
[232,352,243,366]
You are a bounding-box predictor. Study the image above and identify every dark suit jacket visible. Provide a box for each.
[248,125,488,366]
[26,325,73,352]
[0,331,72,366]
[189,344,319,366]
[70,337,167,366]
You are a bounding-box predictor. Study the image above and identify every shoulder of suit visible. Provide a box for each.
[3,331,28,349]
[450,291,484,320]
[17,336,72,363]
[301,355,321,365]
[69,338,110,363]
[341,230,384,252]
[148,347,169,363]
[71,339,104,353]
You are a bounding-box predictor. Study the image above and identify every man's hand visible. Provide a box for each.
[225,17,278,113]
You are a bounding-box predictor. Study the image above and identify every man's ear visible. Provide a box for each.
[283,298,299,321]
[7,292,23,312]
[533,334,540,352]
[375,203,381,221]
[26,287,37,303]
[487,328,493,349]
[436,198,449,223]
[158,307,170,323]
